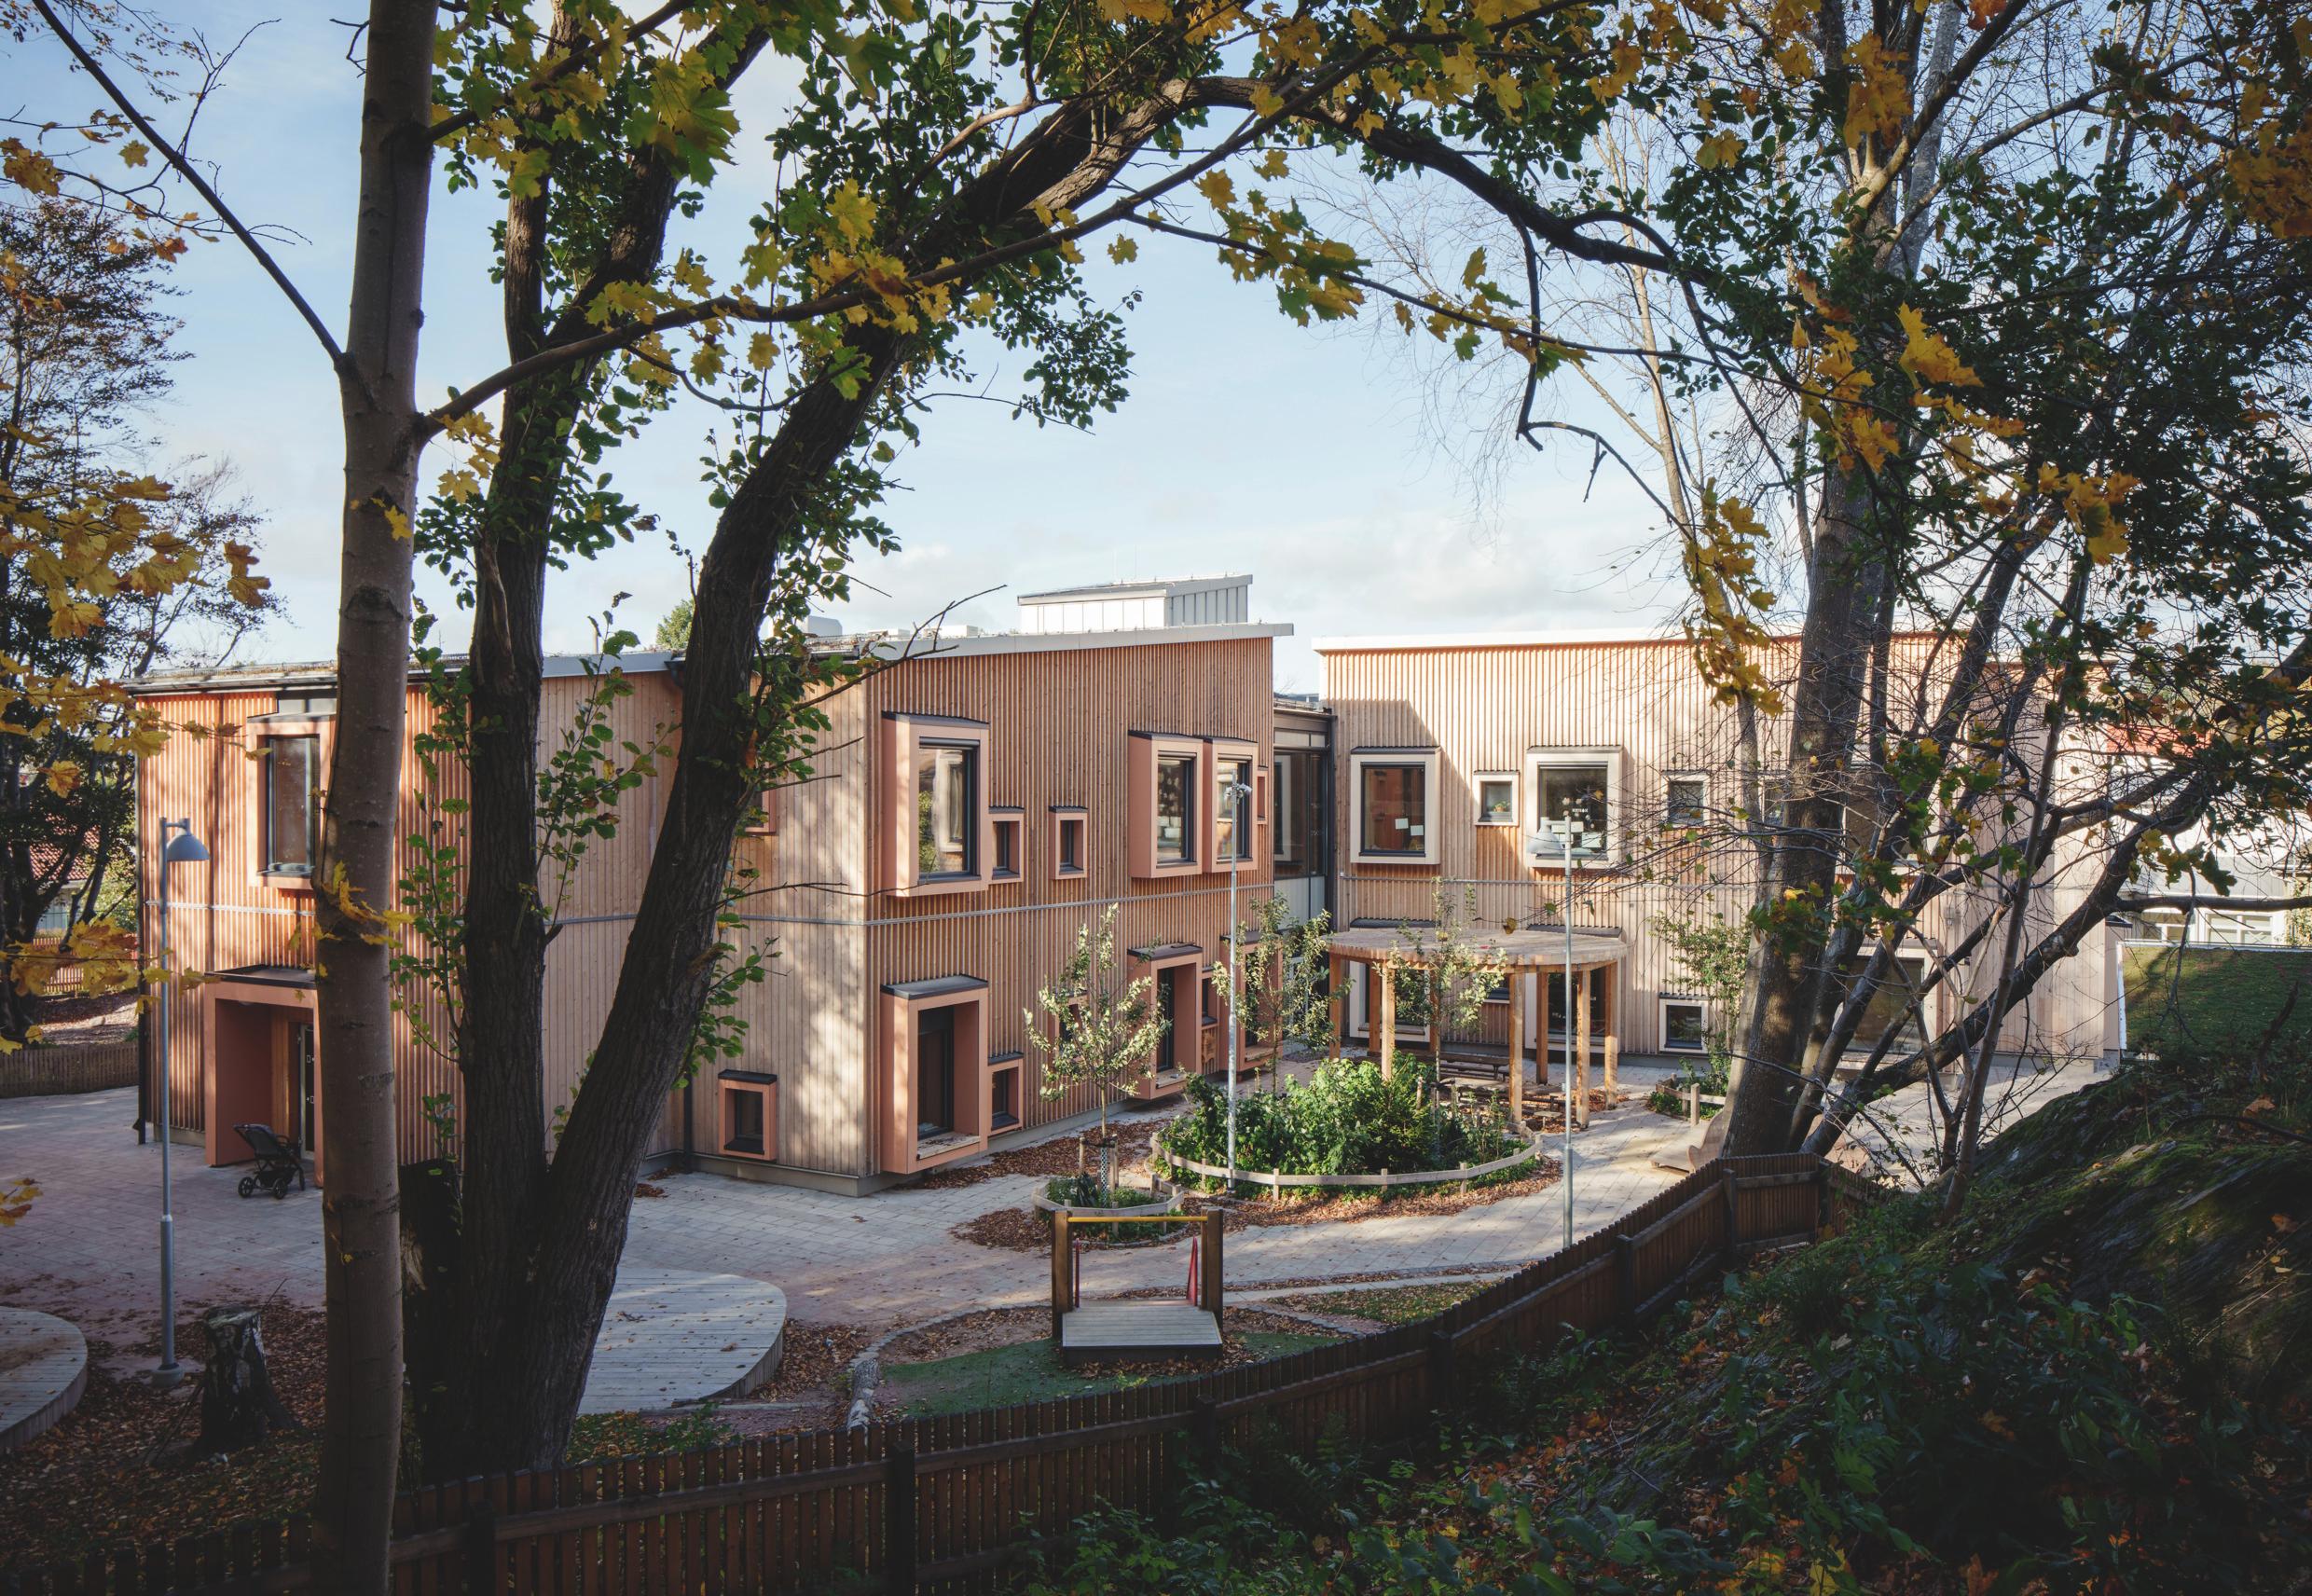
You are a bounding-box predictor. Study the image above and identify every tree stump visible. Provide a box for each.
[195,1307,302,1454]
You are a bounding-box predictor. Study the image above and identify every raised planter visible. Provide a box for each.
[1032,1184,1178,1219]
[1161,1135,1547,1191]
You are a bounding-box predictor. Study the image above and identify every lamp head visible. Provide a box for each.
[160,819,210,866]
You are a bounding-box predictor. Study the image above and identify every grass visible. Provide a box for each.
[1267,1281,1485,1326]
[880,1331,1337,1417]
[2122,943,2312,1054]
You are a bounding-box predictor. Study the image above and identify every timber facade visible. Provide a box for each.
[134,624,1283,1193]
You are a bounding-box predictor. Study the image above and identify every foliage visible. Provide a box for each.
[1394,887,1511,1051]
[0,1172,34,1225]
[1228,899,1332,1065]
[1040,1087,2312,1595]
[0,198,271,1040]
[1025,905,1167,1159]
[1043,1174,1165,1211]
[650,598,692,653]
[2121,943,2312,1062]
[1159,1059,1516,1180]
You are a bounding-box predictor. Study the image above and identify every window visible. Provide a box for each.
[1844,956,1930,1054]
[1214,756,1254,863]
[1348,749,1438,865]
[915,743,977,877]
[1156,751,1196,864]
[1660,998,1709,1053]
[262,736,321,876]
[744,787,778,836]
[716,1069,778,1161]
[1524,750,1618,865]
[989,1054,1023,1131]
[1476,773,1517,827]
[1053,809,1087,877]
[915,1005,957,1137]
[879,975,988,1171]
[1360,764,1424,852]
[990,808,1024,880]
[884,713,993,896]
[1664,777,1707,829]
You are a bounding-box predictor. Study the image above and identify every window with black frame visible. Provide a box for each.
[915,742,976,877]
[1533,763,1609,858]
[1156,751,1196,864]
[262,736,321,875]
[1215,756,1253,862]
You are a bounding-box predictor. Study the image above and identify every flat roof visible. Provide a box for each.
[130,623,1289,697]
[130,652,677,695]
[1312,627,1688,654]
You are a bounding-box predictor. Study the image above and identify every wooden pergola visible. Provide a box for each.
[1326,923,1626,1126]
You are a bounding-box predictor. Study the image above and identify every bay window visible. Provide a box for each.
[1214,754,1254,864]
[1156,751,1196,865]
[882,712,995,896]
[915,742,977,877]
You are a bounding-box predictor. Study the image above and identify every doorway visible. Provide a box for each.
[1155,969,1177,1072]
[288,1020,316,1158]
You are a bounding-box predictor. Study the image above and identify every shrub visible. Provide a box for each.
[1158,1058,1518,1178]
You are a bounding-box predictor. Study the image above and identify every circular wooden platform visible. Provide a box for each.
[0,1307,88,1452]
[578,1269,788,1416]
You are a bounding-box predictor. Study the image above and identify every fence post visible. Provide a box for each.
[1811,1161,1831,1236]
[885,1444,917,1596]
[1615,1234,1639,1326]
[462,1500,497,1596]
[1192,1395,1221,1459]
[1720,1164,1740,1259]
[1426,1328,1456,1410]
[1203,1212,1225,1332]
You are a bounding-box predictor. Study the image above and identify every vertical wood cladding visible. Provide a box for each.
[140,635,1278,1185]
[1321,637,2113,1060]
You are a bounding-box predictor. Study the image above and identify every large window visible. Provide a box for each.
[915,1005,957,1138]
[1273,749,1326,876]
[1156,751,1196,864]
[915,742,977,877]
[1359,763,1426,854]
[1524,750,1618,864]
[263,736,320,876]
[1214,756,1253,863]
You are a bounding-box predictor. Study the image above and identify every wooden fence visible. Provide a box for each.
[4,1153,1885,1596]
[0,1037,138,1100]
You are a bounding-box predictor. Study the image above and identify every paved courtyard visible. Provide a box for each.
[0,1084,1690,1378]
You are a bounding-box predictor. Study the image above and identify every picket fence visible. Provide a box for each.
[5,1152,1882,1596]
[0,1038,138,1100]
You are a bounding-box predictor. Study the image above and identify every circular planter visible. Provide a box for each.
[1159,1135,1548,1192]
[1032,1183,1179,1219]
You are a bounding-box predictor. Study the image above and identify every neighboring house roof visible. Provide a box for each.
[128,653,680,695]
[1016,574,1251,603]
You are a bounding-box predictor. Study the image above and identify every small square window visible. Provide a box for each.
[1665,777,1707,829]
[1660,999,1709,1053]
[989,1053,1023,1130]
[1475,773,1517,826]
[717,1071,778,1161]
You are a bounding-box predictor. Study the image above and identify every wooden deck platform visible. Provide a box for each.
[1057,1301,1223,1367]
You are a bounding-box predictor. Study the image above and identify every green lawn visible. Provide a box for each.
[2122,943,2312,1054]
[880,1330,1338,1417]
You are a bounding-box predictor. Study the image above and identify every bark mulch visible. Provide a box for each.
[0,1300,323,1574]
[913,1112,1173,1189]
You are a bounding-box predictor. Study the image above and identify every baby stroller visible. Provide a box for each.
[233,1122,307,1200]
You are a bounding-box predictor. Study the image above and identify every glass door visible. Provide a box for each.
[290,1019,316,1157]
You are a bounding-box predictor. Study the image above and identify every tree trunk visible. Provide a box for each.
[195,1307,303,1454]
[310,3,437,1588]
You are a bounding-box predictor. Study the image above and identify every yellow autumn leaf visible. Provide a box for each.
[1896,305,1982,388]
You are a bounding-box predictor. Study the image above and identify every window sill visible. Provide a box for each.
[1053,865,1087,879]
[1351,851,1438,867]
[257,872,316,891]
[991,869,1022,884]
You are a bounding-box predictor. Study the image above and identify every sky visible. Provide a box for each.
[20,5,1690,695]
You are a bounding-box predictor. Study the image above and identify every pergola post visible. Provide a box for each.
[1428,969,1444,1075]
[1506,970,1525,1125]
[1377,958,1397,1080]
[1602,978,1619,1098]
[1575,970,1592,1129]
[1327,951,1344,1055]
[1537,971,1553,1092]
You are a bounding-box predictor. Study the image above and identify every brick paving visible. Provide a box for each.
[0,1083,1690,1373]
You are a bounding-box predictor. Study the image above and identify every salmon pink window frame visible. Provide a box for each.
[881,711,996,898]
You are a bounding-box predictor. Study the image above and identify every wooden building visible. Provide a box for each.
[134,617,1286,1193]
[1314,629,2121,1072]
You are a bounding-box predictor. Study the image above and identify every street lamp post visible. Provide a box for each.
[1222,778,1253,1190]
[153,817,210,1388]
[1559,800,1577,1252]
